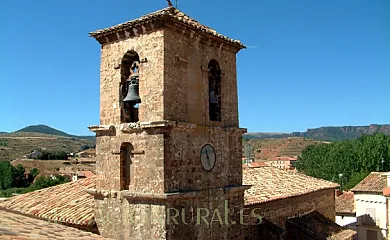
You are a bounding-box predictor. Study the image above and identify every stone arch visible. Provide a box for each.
[119,142,134,190]
[208,59,222,122]
[120,50,141,123]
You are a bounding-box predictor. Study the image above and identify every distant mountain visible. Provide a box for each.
[244,124,390,142]
[14,125,95,140]
[16,125,72,137]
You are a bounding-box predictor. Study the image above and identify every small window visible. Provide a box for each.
[120,143,134,190]
[208,60,221,122]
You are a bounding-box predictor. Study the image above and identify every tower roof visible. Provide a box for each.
[89,6,245,49]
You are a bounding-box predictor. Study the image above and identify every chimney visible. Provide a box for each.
[382,173,390,187]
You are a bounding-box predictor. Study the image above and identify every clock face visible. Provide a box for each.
[200,144,216,171]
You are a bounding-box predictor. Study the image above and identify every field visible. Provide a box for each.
[11,159,95,177]
[0,132,95,161]
[244,137,327,160]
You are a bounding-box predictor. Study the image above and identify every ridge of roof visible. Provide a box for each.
[351,172,387,193]
[89,7,245,48]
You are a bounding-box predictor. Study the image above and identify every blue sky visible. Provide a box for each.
[0,0,389,135]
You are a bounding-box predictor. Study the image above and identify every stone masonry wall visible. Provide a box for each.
[244,188,336,240]
[95,128,165,193]
[163,25,240,127]
[164,126,243,193]
[94,196,166,240]
[94,188,247,240]
[99,29,165,125]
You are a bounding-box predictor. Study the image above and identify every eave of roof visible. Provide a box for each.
[0,177,96,228]
[89,6,245,49]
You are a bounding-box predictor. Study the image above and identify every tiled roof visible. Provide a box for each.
[270,156,298,161]
[89,6,245,48]
[0,168,338,230]
[0,209,111,239]
[335,191,355,214]
[0,177,95,228]
[243,162,268,168]
[243,167,339,205]
[350,172,387,193]
[287,210,357,240]
[78,171,96,178]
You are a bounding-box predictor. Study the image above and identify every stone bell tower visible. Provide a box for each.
[88,6,248,240]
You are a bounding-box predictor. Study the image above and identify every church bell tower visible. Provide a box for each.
[88,6,247,240]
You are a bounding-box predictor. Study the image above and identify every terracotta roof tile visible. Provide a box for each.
[351,172,387,193]
[0,177,95,228]
[287,210,357,240]
[78,171,96,178]
[0,209,111,239]
[243,167,339,205]
[335,191,355,214]
[383,186,390,196]
[89,6,245,48]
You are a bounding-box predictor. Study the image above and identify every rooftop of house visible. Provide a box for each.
[0,168,339,234]
[0,177,96,229]
[243,162,269,168]
[76,171,96,178]
[270,156,298,161]
[0,209,110,240]
[243,166,339,205]
[335,191,355,215]
[350,172,387,194]
[89,6,245,48]
[286,210,357,240]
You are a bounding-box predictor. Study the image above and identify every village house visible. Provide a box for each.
[266,156,298,170]
[351,172,389,240]
[242,166,356,239]
[24,150,42,159]
[75,148,96,158]
[335,191,357,231]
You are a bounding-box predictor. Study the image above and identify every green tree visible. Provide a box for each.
[12,164,27,188]
[29,168,39,178]
[0,161,13,190]
[296,133,390,190]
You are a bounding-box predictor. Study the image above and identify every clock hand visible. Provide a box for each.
[205,149,209,160]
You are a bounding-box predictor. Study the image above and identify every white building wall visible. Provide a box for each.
[355,193,387,240]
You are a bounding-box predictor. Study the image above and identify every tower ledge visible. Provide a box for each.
[89,6,245,49]
[87,185,251,201]
[89,121,247,135]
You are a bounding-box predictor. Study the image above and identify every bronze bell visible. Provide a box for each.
[123,75,141,104]
[209,89,218,104]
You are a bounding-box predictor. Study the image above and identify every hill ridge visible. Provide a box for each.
[245,124,390,142]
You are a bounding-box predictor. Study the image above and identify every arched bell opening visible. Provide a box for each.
[120,51,141,123]
[119,142,134,190]
[208,59,222,122]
